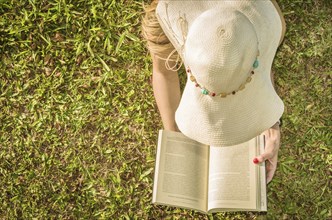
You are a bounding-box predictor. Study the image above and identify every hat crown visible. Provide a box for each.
[155,0,284,146]
[184,8,259,94]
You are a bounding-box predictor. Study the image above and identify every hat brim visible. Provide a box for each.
[175,65,284,146]
[156,1,285,146]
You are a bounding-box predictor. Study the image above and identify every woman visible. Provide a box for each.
[142,0,286,183]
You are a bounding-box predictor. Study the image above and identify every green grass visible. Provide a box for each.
[0,0,331,219]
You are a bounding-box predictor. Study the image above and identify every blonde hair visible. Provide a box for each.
[141,0,181,70]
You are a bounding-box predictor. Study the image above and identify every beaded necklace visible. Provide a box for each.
[160,2,260,98]
[186,50,260,98]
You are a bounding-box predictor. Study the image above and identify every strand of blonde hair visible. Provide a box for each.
[141,0,182,71]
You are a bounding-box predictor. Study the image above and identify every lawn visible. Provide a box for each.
[0,0,331,219]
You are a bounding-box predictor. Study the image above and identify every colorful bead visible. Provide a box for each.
[202,89,209,95]
[253,59,259,68]
[220,93,227,98]
[239,84,246,91]
[187,58,258,98]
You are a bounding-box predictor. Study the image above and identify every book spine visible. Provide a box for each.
[152,130,164,203]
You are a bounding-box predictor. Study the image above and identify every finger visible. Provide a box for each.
[267,172,273,184]
[266,158,278,183]
[266,165,276,184]
[253,151,273,164]
[266,160,273,172]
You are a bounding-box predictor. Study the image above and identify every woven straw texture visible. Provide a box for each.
[156,1,284,146]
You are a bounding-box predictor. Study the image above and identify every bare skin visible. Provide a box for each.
[151,54,181,132]
[258,123,281,183]
[150,0,286,184]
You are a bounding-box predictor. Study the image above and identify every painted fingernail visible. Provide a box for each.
[253,158,259,164]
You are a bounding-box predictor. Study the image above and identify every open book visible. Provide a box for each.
[152,130,267,213]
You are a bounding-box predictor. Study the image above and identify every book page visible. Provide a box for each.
[207,137,258,211]
[152,130,209,212]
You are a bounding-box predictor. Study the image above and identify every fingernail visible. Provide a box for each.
[253,158,259,164]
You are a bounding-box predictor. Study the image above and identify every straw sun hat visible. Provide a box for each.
[156,1,284,146]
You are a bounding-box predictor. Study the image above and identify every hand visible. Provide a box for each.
[253,122,281,184]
